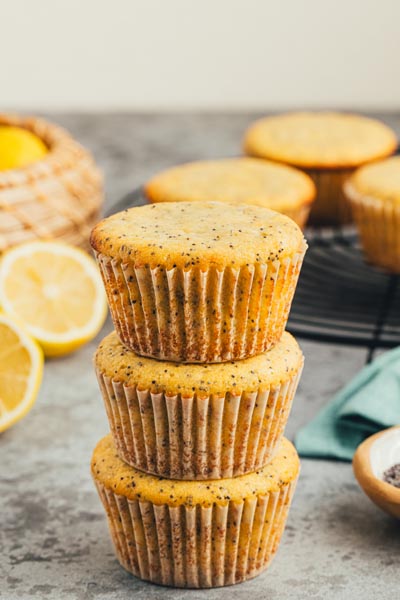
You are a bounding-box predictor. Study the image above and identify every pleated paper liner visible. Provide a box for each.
[305,166,354,225]
[96,363,303,480]
[95,477,297,588]
[345,182,400,273]
[0,113,103,253]
[94,248,306,363]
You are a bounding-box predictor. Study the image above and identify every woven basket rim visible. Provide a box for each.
[0,113,91,187]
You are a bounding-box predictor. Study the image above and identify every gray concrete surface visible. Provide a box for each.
[1,113,400,600]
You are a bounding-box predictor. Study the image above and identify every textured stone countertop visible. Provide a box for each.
[1,113,400,600]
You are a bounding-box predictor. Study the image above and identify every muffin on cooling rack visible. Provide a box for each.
[244,112,397,225]
[92,434,300,588]
[144,157,316,229]
[90,201,307,363]
[0,113,103,252]
[345,156,400,273]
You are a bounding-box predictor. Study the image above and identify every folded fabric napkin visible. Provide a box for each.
[295,346,400,461]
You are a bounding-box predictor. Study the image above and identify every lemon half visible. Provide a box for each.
[0,314,43,432]
[0,241,108,357]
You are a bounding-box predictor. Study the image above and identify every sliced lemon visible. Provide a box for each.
[0,314,43,432]
[0,125,48,170]
[0,241,108,357]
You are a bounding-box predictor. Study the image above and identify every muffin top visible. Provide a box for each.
[345,156,400,205]
[90,201,306,269]
[95,330,303,395]
[244,112,397,169]
[91,434,299,506]
[144,157,315,211]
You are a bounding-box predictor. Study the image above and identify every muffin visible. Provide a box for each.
[244,112,397,225]
[92,434,300,588]
[144,157,316,229]
[344,156,400,273]
[90,202,307,363]
[95,330,303,479]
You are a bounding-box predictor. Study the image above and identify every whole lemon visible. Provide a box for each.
[0,125,48,170]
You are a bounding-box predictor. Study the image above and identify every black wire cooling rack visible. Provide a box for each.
[108,189,400,362]
[289,227,400,362]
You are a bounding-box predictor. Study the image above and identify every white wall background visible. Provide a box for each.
[2,0,400,111]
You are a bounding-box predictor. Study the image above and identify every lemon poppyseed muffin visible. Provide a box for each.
[92,434,300,588]
[91,201,306,362]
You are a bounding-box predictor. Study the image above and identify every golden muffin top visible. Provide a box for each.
[144,157,315,211]
[90,201,306,269]
[345,156,400,205]
[95,330,303,395]
[244,112,397,169]
[91,434,300,506]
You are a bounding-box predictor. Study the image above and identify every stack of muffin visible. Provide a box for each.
[90,200,307,588]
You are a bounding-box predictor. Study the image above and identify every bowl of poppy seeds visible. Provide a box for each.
[353,426,400,519]
[382,464,400,488]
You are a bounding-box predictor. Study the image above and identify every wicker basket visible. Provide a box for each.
[0,114,103,252]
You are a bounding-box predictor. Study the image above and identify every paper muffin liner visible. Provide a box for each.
[345,184,400,273]
[94,477,297,588]
[96,362,303,479]
[304,167,354,225]
[94,249,306,362]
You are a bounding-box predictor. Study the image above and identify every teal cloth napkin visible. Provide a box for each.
[295,346,400,461]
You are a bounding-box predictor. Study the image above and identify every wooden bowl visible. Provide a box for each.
[0,113,103,252]
[353,426,400,518]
